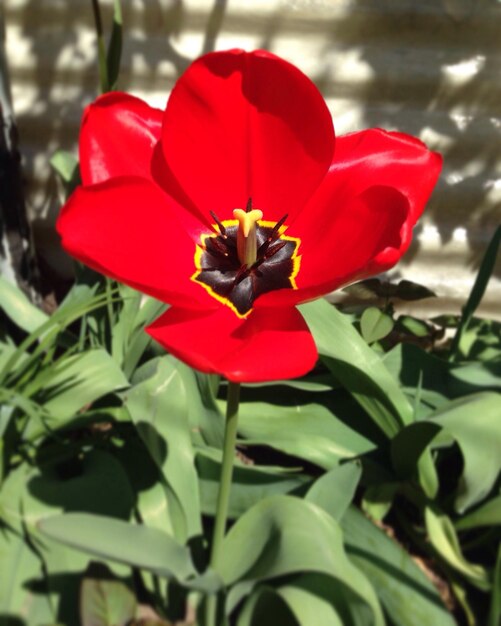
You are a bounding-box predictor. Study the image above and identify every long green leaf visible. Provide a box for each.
[425,507,489,590]
[0,527,54,622]
[38,513,220,593]
[0,275,48,332]
[431,392,501,512]
[106,0,123,89]
[341,507,456,626]
[236,396,374,469]
[306,462,361,522]
[276,584,344,626]
[33,349,127,423]
[0,291,115,385]
[125,356,202,541]
[220,495,384,626]
[300,299,413,436]
[197,449,307,520]
[456,495,501,531]
[450,225,501,361]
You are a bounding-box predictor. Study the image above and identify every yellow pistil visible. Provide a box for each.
[233,207,263,267]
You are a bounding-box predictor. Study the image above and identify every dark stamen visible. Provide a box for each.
[206,236,228,257]
[210,211,227,236]
[234,264,249,284]
[264,240,287,260]
[270,213,288,239]
[257,239,271,258]
[245,197,253,213]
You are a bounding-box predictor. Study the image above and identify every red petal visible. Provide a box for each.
[258,130,441,307]
[258,186,410,308]
[147,306,318,382]
[161,49,334,223]
[80,92,163,186]
[57,177,215,309]
[329,129,441,220]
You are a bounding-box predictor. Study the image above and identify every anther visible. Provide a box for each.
[210,211,227,237]
[206,236,228,257]
[270,213,288,239]
[264,240,287,260]
[234,265,249,284]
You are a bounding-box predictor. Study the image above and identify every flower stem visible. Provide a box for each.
[206,380,241,626]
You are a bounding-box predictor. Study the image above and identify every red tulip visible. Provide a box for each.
[57,49,442,382]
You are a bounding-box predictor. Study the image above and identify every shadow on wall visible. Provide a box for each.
[9,0,501,278]
[355,0,501,275]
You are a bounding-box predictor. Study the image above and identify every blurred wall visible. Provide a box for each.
[4,0,501,316]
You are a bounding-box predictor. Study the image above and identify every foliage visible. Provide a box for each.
[1,3,500,624]
[1,226,500,625]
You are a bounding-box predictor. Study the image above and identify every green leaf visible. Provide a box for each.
[384,343,501,414]
[431,392,501,512]
[341,507,456,626]
[106,0,123,89]
[220,495,384,626]
[110,286,165,376]
[121,295,165,378]
[50,150,79,184]
[135,480,174,537]
[81,577,136,626]
[32,348,128,426]
[110,284,142,367]
[300,299,412,437]
[398,315,431,338]
[237,396,374,469]
[125,356,202,541]
[0,275,48,332]
[38,513,220,593]
[425,507,489,590]
[0,290,115,386]
[391,421,441,481]
[450,360,501,392]
[0,454,134,624]
[276,584,343,625]
[237,586,298,626]
[197,450,307,519]
[456,494,501,531]
[361,483,399,522]
[0,527,54,622]
[360,307,393,344]
[0,451,135,532]
[392,392,501,506]
[176,363,224,448]
[306,462,361,521]
[450,225,501,360]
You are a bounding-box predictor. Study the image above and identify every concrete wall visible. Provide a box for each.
[4,0,501,316]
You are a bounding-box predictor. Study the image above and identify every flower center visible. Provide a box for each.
[191,200,301,318]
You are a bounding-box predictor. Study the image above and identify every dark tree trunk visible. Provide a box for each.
[0,6,40,302]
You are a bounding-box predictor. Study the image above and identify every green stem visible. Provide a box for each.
[206,380,241,626]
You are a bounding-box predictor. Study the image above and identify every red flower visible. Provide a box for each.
[57,49,441,382]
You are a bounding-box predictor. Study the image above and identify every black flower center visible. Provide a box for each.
[191,212,300,317]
